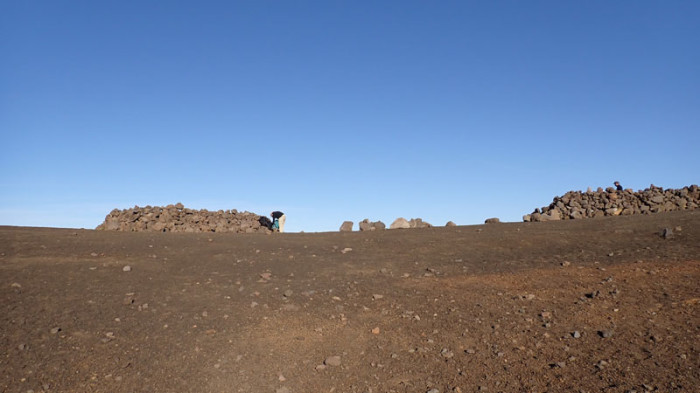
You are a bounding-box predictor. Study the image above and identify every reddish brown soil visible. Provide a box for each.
[1,211,698,393]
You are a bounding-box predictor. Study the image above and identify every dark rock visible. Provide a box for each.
[339,221,354,232]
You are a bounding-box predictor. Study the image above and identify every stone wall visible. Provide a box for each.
[524,185,699,222]
[96,203,270,233]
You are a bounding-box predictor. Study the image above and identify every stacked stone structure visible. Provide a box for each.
[96,203,270,233]
[524,185,699,222]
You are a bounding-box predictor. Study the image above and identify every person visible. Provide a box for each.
[614,181,623,191]
[271,211,286,233]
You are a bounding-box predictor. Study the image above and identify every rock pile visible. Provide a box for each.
[523,185,700,222]
[96,203,270,233]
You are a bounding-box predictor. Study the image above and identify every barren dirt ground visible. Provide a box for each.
[1,211,699,393]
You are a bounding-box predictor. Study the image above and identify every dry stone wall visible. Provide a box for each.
[96,203,270,233]
[524,184,699,222]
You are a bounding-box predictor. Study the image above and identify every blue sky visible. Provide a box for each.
[1,1,698,232]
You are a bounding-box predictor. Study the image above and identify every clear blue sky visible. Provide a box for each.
[1,1,698,232]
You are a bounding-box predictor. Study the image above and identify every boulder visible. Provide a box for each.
[390,218,411,229]
[339,221,354,232]
[484,217,500,224]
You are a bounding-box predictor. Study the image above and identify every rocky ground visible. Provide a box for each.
[1,210,698,393]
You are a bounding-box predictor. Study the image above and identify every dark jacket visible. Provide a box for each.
[271,211,285,219]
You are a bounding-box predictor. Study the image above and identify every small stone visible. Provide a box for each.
[324,355,342,366]
[572,331,581,338]
[371,327,380,335]
[427,389,440,393]
[599,330,613,338]
[90,252,98,257]
[661,228,673,239]
[122,265,132,272]
[341,247,352,254]
[10,282,21,288]
[50,327,61,334]
[372,294,384,300]
[283,290,293,297]
[561,261,571,267]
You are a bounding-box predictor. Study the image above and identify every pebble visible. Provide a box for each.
[122,265,132,272]
[283,290,293,298]
[372,294,384,300]
[50,327,61,334]
[341,248,352,254]
[599,330,614,338]
[324,355,342,367]
[427,389,440,393]
[572,331,581,339]
[371,327,380,335]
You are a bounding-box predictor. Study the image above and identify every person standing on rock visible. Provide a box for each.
[271,211,286,233]
[614,181,623,191]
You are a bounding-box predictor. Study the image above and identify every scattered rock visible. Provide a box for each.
[598,330,614,338]
[324,355,342,367]
[390,218,411,229]
[484,217,500,224]
[339,221,354,232]
[122,265,132,272]
[660,228,673,239]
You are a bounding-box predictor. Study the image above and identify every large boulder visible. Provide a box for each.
[390,218,411,229]
[339,221,354,232]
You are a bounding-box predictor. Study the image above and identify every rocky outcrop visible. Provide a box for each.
[96,203,270,233]
[524,185,700,222]
[339,221,354,232]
